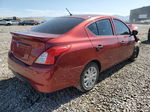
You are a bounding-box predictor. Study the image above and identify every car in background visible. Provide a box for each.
[8,15,139,93]
[148,28,150,41]
[11,20,19,25]
[41,20,47,23]
[0,19,20,25]
[19,20,39,25]
[0,20,12,26]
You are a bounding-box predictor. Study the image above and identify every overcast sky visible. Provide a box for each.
[0,0,150,17]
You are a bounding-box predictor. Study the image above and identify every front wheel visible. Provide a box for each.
[129,46,140,62]
[77,62,99,92]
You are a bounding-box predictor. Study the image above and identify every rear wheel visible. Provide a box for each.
[77,62,99,92]
[129,46,139,62]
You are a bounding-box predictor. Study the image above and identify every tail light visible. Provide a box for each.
[35,45,71,65]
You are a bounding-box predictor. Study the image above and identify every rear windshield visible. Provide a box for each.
[31,17,84,34]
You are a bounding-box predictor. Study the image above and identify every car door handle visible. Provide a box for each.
[96,45,104,50]
[120,41,126,45]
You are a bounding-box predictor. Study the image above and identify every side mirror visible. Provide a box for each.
[132,30,138,36]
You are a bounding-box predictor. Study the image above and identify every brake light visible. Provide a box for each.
[35,45,71,65]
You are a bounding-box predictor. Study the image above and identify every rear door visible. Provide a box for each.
[86,18,120,71]
[113,19,135,61]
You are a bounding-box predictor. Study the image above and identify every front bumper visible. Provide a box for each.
[8,52,56,93]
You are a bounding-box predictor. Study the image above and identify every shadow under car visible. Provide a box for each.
[0,60,131,112]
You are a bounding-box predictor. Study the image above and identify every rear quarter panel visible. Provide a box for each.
[48,25,97,87]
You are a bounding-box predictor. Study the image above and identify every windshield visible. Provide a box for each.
[31,17,84,34]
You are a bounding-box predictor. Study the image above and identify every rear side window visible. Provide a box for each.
[31,17,84,34]
[114,19,130,35]
[88,23,98,35]
[96,19,113,36]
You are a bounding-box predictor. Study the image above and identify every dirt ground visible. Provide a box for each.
[0,25,150,112]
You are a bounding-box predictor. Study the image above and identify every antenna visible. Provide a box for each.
[66,8,72,16]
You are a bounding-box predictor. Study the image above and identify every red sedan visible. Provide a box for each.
[8,15,139,93]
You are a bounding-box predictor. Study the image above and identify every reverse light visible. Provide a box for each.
[35,52,48,64]
[35,45,71,65]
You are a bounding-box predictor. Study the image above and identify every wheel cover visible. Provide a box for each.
[83,67,98,90]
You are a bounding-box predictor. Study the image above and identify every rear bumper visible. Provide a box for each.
[8,52,56,93]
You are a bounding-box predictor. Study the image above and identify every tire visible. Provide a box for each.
[77,62,99,92]
[129,46,139,62]
[6,23,11,26]
[148,31,150,41]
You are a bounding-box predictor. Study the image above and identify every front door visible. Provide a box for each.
[113,19,135,62]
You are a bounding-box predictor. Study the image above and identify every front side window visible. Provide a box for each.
[96,19,113,36]
[31,17,84,34]
[114,19,130,35]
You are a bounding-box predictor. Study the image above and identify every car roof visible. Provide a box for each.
[63,14,114,20]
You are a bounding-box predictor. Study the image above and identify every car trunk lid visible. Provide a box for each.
[10,31,60,65]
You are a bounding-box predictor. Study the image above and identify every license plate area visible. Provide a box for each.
[11,40,31,61]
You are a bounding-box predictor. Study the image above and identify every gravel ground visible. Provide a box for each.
[0,25,150,112]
